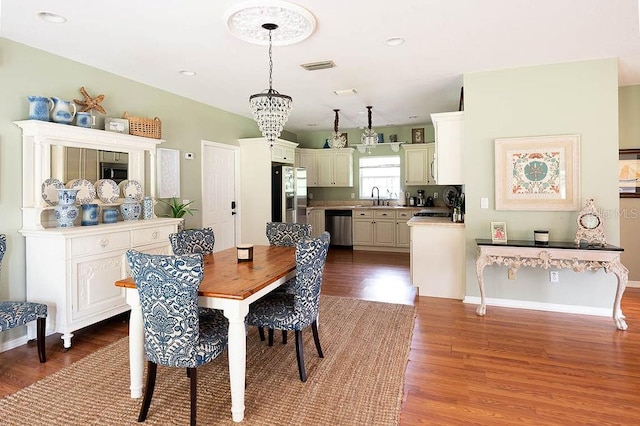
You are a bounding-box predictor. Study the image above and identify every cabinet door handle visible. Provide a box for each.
[99,238,109,248]
[152,231,159,239]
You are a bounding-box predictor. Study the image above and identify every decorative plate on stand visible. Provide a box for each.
[443,186,459,208]
[41,178,65,206]
[67,178,96,205]
[121,179,143,202]
[95,179,119,203]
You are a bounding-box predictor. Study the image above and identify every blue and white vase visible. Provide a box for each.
[81,203,99,226]
[120,196,141,221]
[102,208,118,224]
[54,188,80,227]
[142,196,153,220]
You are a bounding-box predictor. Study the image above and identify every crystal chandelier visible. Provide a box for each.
[360,106,378,153]
[328,109,347,149]
[249,23,293,146]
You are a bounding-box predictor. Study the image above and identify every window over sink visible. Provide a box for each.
[359,155,400,199]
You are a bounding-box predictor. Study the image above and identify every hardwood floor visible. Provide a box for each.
[1,247,639,425]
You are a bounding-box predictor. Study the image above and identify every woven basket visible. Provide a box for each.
[123,112,161,139]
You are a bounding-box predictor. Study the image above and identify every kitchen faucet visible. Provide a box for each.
[371,186,380,206]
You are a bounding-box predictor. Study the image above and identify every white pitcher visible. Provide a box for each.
[51,97,77,124]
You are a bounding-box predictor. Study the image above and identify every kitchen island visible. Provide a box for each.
[408,217,465,299]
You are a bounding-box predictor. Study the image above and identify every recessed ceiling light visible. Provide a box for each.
[37,12,67,23]
[385,37,405,46]
[179,70,197,76]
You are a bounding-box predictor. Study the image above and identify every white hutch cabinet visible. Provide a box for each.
[15,120,182,348]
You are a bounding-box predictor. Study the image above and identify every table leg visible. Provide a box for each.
[475,253,489,316]
[606,258,629,331]
[127,289,145,398]
[224,305,249,423]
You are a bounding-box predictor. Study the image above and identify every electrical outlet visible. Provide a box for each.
[182,199,190,205]
[550,271,559,283]
[433,192,438,199]
[481,198,489,209]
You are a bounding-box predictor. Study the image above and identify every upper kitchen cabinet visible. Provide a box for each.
[431,111,463,185]
[99,150,129,164]
[403,143,435,185]
[315,148,354,187]
[296,148,318,187]
[271,140,297,164]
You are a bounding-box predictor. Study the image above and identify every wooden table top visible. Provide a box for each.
[115,245,296,300]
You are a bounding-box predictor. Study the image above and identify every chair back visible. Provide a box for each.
[169,227,215,255]
[126,250,206,368]
[266,222,312,247]
[0,234,5,269]
[292,232,330,323]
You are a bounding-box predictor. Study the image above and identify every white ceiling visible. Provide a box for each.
[2,0,640,133]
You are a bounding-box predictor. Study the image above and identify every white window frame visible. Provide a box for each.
[358,155,401,200]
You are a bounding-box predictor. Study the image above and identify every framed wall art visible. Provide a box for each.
[494,134,580,211]
[618,149,640,197]
[411,128,424,144]
[491,222,508,243]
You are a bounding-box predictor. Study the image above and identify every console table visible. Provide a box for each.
[475,239,629,330]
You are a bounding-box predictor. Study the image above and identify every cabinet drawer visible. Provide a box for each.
[353,210,373,219]
[396,210,415,220]
[70,232,131,257]
[131,225,175,247]
[373,210,395,219]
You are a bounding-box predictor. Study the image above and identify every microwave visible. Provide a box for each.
[100,162,128,183]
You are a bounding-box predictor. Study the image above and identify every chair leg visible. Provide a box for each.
[189,367,197,426]
[311,320,324,358]
[258,327,265,341]
[268,328,274,346]
[138,361,157,422]
[282,330,287,344]
[36,317,46,363]
[295,330,307,382]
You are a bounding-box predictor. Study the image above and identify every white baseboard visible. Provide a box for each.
[628,280,640,288]
[463,296,611,317]
[0,335,30,354]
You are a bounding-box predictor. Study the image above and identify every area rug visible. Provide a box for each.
[0,295,416,425]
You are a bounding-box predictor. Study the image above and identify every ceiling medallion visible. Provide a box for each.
[224,0,317,46]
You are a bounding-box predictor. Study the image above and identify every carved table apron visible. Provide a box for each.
[475,239,628,330]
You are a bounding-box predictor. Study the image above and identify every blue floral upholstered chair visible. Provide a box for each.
[261,222,313,345]
[126,250,229,425]
[169,227,216,256]
[0,234,47,363]
[246,231,330,382]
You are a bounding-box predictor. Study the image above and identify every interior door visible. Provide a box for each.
[202,141,239,251]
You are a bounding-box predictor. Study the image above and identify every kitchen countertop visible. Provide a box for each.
[408,216,465,226]
[307,205,449,212]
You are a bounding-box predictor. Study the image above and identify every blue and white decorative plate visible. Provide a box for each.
[95,179,119,203]
[41,178,65,206]
[122,179,143,202]
[67,178,97,205]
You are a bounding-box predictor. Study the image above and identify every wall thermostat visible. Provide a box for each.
[184,152,194,160]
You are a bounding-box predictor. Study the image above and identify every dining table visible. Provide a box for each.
[115,245,296,423]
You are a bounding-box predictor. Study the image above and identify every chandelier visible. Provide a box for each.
[328,109,347,149]
[360,106,378,153]
[249,23,293,146]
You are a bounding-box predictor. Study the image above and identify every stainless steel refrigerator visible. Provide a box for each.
[272,165,295,223]
[295,167,307,224]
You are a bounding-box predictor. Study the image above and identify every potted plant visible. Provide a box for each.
[159,197,198,225]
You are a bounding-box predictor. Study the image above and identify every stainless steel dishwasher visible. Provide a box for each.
[325,210,353,247]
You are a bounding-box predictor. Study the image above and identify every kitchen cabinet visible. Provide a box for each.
[297,148,318,187]
[238,138,299,244]
[431,111,463,184]
[315,148,354,187]
[62,147,99,182]
[402,143,435,185]
[99,150,129,164]
[372,210,396,246]
[307,209,326,238]
[353,208,419,251]
[271,140,296,164]
[353,210,374,246]
[395,210,414,248]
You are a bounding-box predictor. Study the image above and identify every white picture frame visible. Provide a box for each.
[494,134,580,211]
[157,148,180,198]
[491,221,508,243]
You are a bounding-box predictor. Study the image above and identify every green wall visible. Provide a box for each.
[463,58,620,309]
[0,38,262,333]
